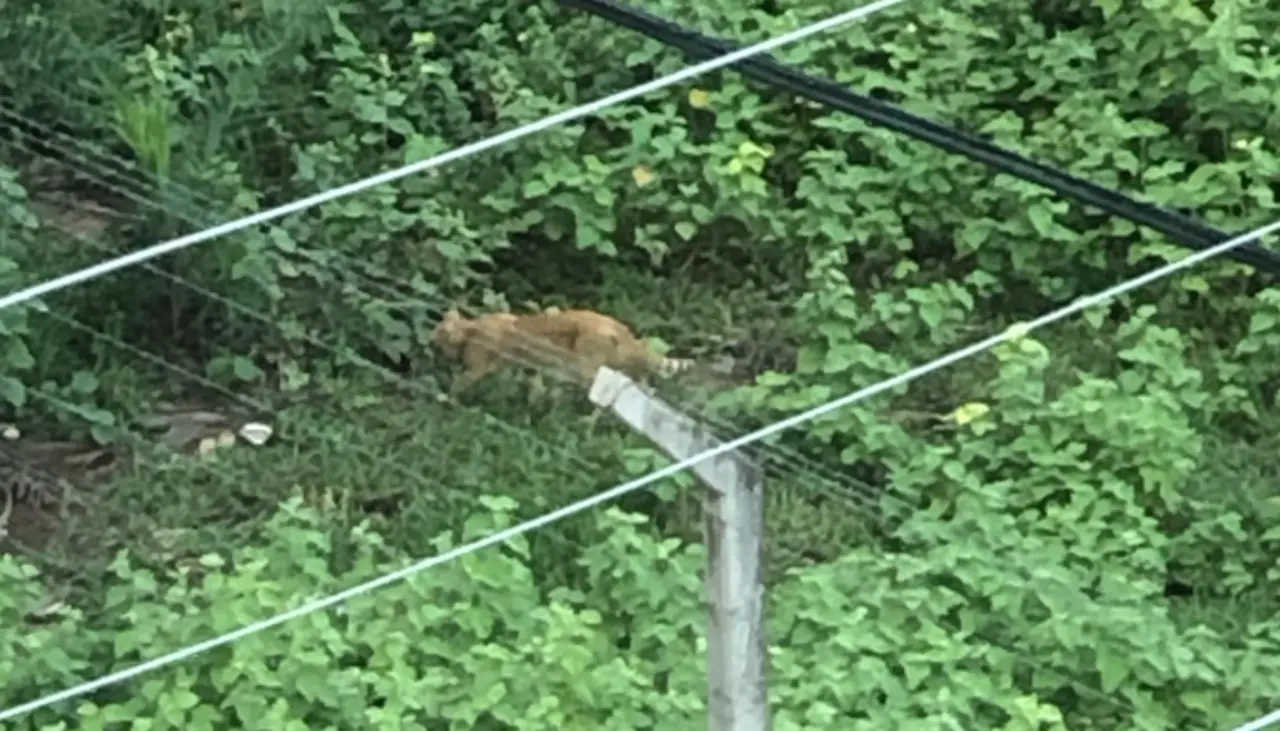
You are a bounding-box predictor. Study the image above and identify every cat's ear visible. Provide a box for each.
[442,308,462,323]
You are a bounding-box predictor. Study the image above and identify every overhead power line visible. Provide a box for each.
[3,215,1276,723]
[0,0,910,313]
[558,0,1280,276]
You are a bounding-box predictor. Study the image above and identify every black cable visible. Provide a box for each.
[561,0,1280,275]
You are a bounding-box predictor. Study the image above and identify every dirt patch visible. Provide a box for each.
[0,407,276,570]
[1,500,63,553]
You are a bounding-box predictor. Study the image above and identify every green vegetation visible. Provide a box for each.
[2,0,1280,728]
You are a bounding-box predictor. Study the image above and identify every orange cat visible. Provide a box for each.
[432,307,696,394]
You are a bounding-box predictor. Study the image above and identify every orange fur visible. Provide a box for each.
[431,308,695,394]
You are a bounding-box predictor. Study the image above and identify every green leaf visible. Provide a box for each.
[821,345,863,375]
[1096,644,1130,692]
[90,424,116,445]
[674,222,697,241]
[268,228,297,252]
[78,406,116,427]
[4,338,35,369]
[1026,203,1055,237]
[0,376,25,407]
[403,134,444,164]
[71,371,99,394]
[1180,275,1209,293]
[1095,0,1120,18]
[435,240,466,260]
[1249,309,1278,334]
[231,357,265,382]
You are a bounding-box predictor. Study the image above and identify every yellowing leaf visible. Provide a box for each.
[632,166,655,187]
[950,402,990,426]
[688,89,710,108]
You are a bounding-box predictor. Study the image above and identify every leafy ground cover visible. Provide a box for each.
[1,0,1279,727]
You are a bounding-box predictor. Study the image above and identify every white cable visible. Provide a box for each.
[2,216,1276,722]
[1232,710,1280,731]
[0,0,909,313]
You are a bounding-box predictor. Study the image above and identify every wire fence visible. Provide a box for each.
[0,104,894,524]
[0,88,890,506]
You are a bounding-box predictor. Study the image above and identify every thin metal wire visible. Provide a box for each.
[2,119,609,393]
[337,259,884,499]
[7,316,593,587]
[0,120,888,508]
[1,104,663,393]
[0,173,613,483]
[0,97,899,498]
[4,176,618,557]
[0,0,910,313]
